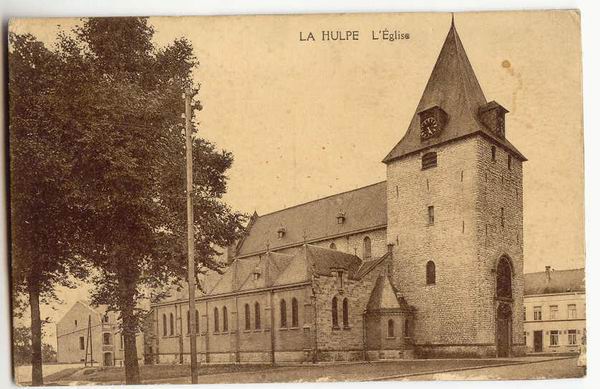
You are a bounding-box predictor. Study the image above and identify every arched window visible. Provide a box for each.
[195,310,199,334]
[213,307,219,333]
[186,310,190,334]
[342,298,349,328]
[291,298,299,327]
[244,303,251,330]
[103,333,111,345]
[162,314,167,336]
[332,297,339,328]
[387,319,395,338]
[255,302,261,329]
[329,242,337,250]
[280,299,287,328]
[496,256,513,299]
[169,313,174,336]
[404,318,411,338]
[426,261,436,285]
[363,236,372,259]
[222,306,228,332]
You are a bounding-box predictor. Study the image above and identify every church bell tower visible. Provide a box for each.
[383,18,526,358]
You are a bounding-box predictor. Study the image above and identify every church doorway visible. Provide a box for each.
[496,303,512,357]
[495,256,513,357]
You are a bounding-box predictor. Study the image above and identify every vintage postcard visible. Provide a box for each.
[8,10,585,386]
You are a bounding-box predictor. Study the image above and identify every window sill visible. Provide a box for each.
[386,336,396,340]
[332,326,341,331]
[279,327,288,331]
[289,326,301,330]
[342,326,351,331]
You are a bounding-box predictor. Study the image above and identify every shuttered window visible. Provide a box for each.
[421,152,437,170]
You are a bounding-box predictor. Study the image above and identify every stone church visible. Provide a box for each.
[144,20,526,363]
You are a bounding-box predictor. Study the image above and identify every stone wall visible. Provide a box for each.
[387,135,524,357]
[312,259,388,361]
[387,137,482,351]
[475,136,525,355]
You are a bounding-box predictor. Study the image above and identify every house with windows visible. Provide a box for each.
[56,300,145,367]
[145,18,526,363]
[523,267,585,353]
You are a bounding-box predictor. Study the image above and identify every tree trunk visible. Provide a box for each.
[119,278,141,384]
[28,284,43,386]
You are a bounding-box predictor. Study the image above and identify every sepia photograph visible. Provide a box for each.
[7,9,586,386]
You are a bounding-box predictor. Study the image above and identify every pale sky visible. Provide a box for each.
[11,10,584,346]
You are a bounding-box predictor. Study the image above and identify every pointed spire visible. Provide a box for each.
[383,19,490,163]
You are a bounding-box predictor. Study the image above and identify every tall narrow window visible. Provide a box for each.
[426,261,436,285]
[213,307,219,333]
[195,310,199,334]
[568,329,577,345]
[508,154,512,170]
[387,319,395,338]
[568,304,577,319]
[162,314,167,336]
[363,236,372,259]
[404,319,411,338]
[169,313,174,336]
[245,304,251,330]
[332,297,339,329]
[491,146,497,161]
[255,302,261,329]
[550,330,559,346]
[500,207,505,227]
[291,298,299,327]
[280,299,287,328]
[186,310,190,334]
[79,336,85,350]
[428,206,435,224]
[342,298,349,328]
[550,305,558,320]
[421,152,437,170]
[534,306,542,321]
[222,306,228,332]
[103,333,111,345]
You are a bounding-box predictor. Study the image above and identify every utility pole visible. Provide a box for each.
[185,88,198,383]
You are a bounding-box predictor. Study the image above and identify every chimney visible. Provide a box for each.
[545,266,552,282]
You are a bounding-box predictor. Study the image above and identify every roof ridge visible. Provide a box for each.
[525,267,585,275]
[255,180,386,219]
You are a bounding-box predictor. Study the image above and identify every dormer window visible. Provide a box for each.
[277,226,286,239]
[479,101,508,138]
[253,266,261,281]
[336,212,346,224]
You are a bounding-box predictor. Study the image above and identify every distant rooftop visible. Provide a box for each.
[524,268,585,295]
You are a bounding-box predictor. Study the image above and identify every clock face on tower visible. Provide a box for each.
[420,117,439,139]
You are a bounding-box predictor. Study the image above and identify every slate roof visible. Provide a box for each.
[237,181,387,257]
[524,268,585,295]
[383,21,526,164]
[366,275,412,312]
[305,245,363,279]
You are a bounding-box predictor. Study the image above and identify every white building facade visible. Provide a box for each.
[523,267,585,353]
